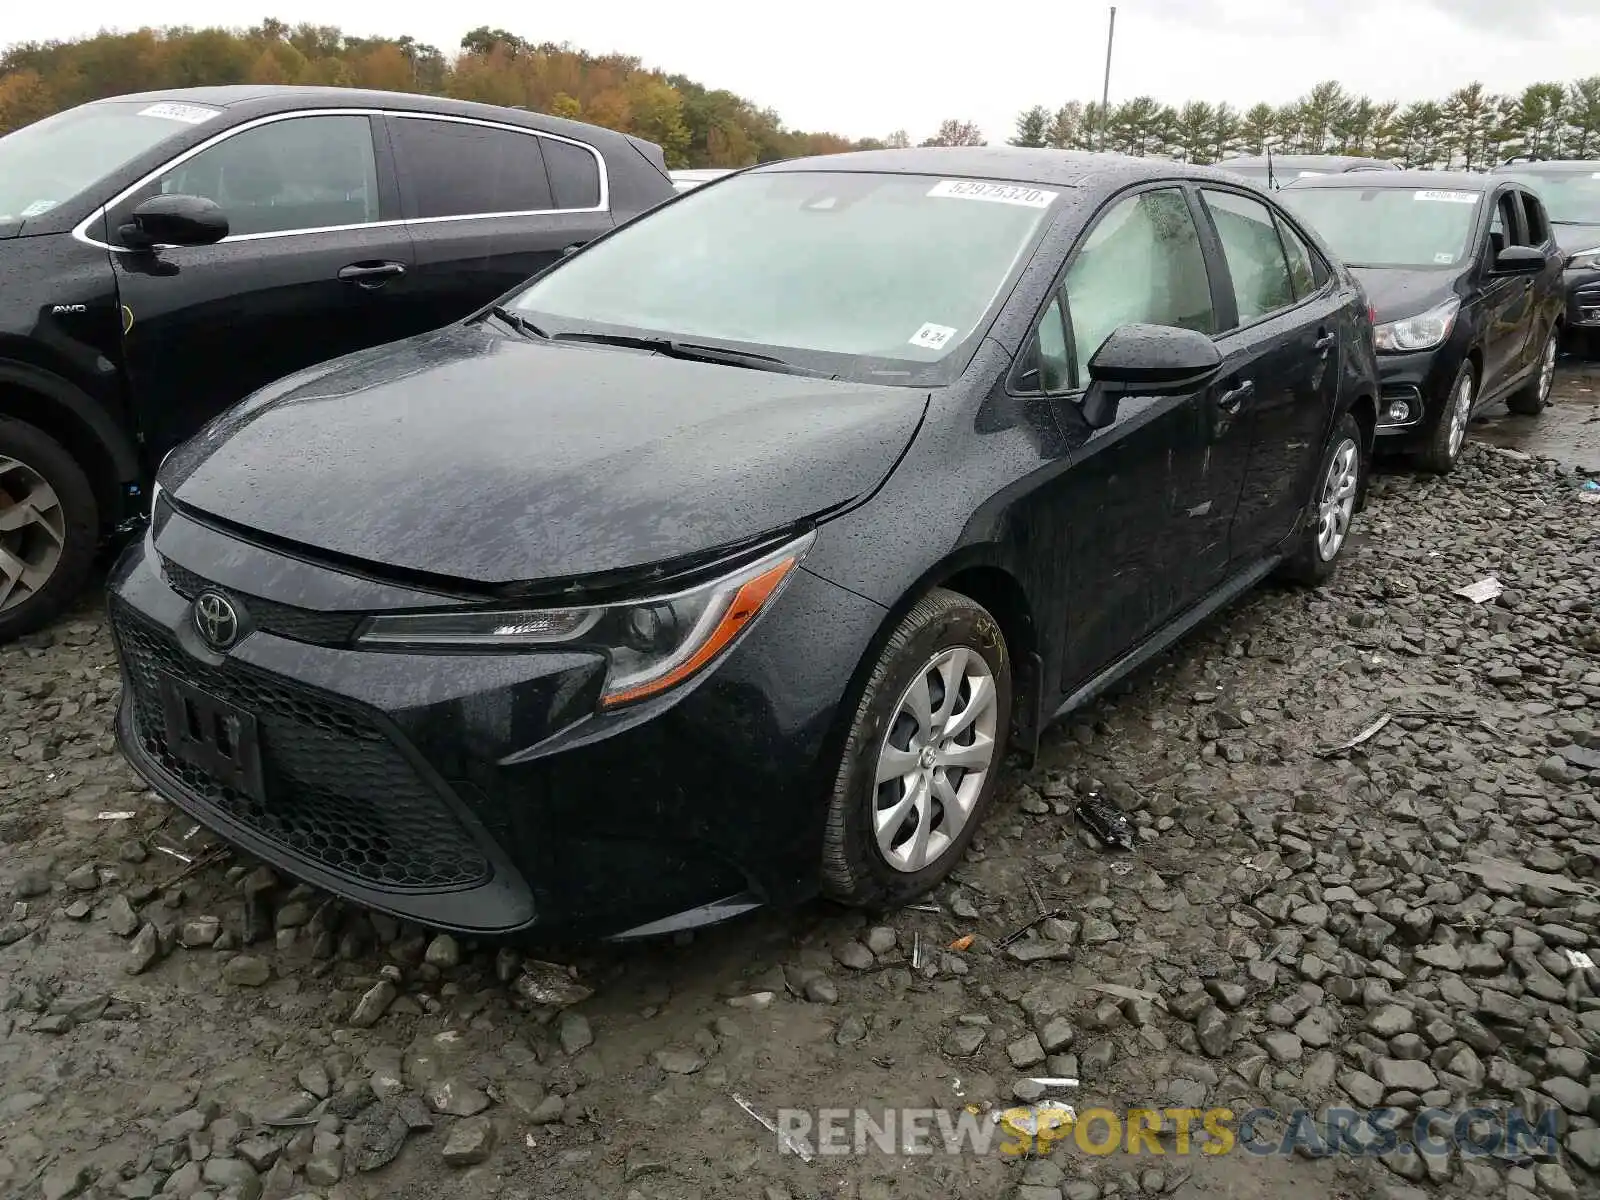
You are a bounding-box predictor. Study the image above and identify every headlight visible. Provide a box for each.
[1372,296,1460,353]
[1565,245,1600,271]
[356,530,815,708]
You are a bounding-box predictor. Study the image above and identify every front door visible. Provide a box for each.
[1052,185,1243,686]
[1478,188,1531,396]
[108,112,419,467]
[1195,187,1344,563]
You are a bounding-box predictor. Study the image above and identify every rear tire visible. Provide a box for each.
[1416,358,1476,475]
[821,588,1012,908]
[1280,410,1363,587]
[1506,326,1558,416]
[0,419,98,642]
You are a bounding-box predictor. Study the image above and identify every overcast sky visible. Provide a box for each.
[6,0,1599,143]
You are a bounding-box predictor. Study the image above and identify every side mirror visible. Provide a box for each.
[117,194,228,250]
[1490,244,1544,276]
[1079,323,1223,429]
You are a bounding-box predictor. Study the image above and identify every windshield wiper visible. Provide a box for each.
[550,331,834,378]
[488,305,550,340]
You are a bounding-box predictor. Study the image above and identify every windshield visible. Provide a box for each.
[1280,185,1481,268]
[0,99,219,226]
[510,170,1059,385]
[1500,171,1600,225]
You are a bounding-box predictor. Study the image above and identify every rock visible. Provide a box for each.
[201,1158,261,1200]
[1567,1127,1600,1172]
[1535,1163,1578,1200]
[1367,1006,1415,1037]
[943,1026,987,1057]
[297,1063,332,1100]
[63,864,98,892]
[1262,1031,1303,1064]
[1340,1070,1384,1108]
[441,1117,495,1167]
[1374,1058,1437,1093]
[235,1138,281,1172]
[180,916,221,948]
[1008,1034,1046,1069]
[834,941,874,971]
[834,1014,868,1045]
[1195,1007,1234,1058]
[651,1048,704,1075]
[1080,917,1119,945]
[423,934,459,968]
[802,975,838,1004]
[1204,980,1247,1010]
[1039,1017,1075,1052]
[510,960,592,1008]
[1293,1008,1337,1049]
[222,955,270,987]
[13,867,50,899]
[105,895,139,938]
[40,1161,92,1200]
[125,924,162,975]
[427,1079,490,1117]
[304,1150,342,1187]
[348,981,397,1028]
[1413,944,1463,972]
[865,926,897,955]
[526,1095,564,1125]
[1540,1077,1590,1114]
[557,1012,593,1056]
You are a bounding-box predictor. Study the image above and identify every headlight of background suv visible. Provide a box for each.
[1372,296,1461,353]
[1565,246,1600,272]
[356,530,815,708]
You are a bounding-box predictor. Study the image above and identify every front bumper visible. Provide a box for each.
[108,513,886,938]
[1371,347,1454,449]
[1563,267,1600,330]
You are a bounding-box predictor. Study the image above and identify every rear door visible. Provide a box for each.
[384,114,615,330]
[1194,186,1344,564]
[108,111,418,466]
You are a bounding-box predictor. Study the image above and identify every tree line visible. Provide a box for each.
[1007,79,1600,169]
[0,19,904,167]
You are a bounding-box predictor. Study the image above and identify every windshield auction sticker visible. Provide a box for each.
[137,102,222,125]
[1413,190,1479,204]
[928,180,1058,208]
[909,322,959,349]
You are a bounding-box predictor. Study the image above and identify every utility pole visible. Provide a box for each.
[1099,6,1116,152]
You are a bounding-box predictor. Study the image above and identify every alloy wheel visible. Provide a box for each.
[1316,437,1359,562]
[1447,369,1475,458]
[1538,334,1557,404]
[873,646,999,873]
[0,455,65,614]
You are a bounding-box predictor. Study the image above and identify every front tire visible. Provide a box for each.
[1280,410,1363,587]
[0,419,98,642]
[1416,358,1476,475]
[1506,326,1558,416]
[821,588,1012,908]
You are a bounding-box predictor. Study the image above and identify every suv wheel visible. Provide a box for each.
[1506,327,1558,416]
[821,588,1012,908]
[0,419,99,641]
[1280,410,1363,586]
[1417,359,1476,475]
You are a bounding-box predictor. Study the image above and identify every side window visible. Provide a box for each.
[1521,191,1550,246]
[1275,216,1320,300]
[143,115,379,238]
[1037,293,1071,391]
[1063,187,1216,384]
[392,118,554,218]
[1201,189,1297,324]
[1489,192,1517,256]
[541,138,603,209]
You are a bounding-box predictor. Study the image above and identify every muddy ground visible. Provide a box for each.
[3,365,1600,1200]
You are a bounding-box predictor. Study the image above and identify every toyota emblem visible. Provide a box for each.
[193,590,241,650]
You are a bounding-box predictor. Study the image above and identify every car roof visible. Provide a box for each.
[1492,160,1600,174]
[1284,168,1497,191]
[749,146,1277,192]
[86,85,637,147]
[1219,154,1389,169]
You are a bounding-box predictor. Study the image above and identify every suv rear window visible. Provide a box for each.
[392,117,554,219]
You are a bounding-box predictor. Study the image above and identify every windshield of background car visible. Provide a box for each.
[1280,185,1481,268]
[0,99,220,226]
[1502,171,1600,225]
[510,170,1061,385]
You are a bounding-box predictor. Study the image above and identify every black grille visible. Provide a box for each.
[112,601,491,893]
[161,559,364,646]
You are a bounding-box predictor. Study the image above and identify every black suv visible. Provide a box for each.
[1282,170,1565,474]
[1491,160,1600,358]
[0,86,675,639]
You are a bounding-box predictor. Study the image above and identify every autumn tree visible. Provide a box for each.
[921,119,984,147]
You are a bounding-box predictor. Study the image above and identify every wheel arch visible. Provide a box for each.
[0,361,140,533]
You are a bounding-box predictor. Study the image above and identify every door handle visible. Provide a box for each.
[1314,331,1336,352]
[338,261,406,287]
[1217,380,1255,413]
[560,242,587,257]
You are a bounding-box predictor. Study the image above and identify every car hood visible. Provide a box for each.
[162,325,926,588]
[1556,222,1600,257]
[1351,267,1462,324]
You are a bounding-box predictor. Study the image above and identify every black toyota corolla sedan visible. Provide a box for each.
[110,149,1379,940]
[1282,170,1565,474]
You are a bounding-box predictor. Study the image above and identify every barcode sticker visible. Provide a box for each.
[138,102,221,125]
[927,180,1058,208]
[1414,190,1478,204]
